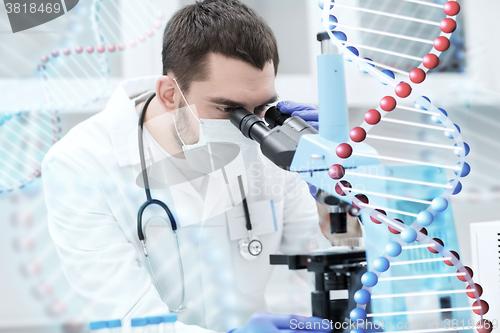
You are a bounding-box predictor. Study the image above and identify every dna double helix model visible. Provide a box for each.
[0,0,165,194]
[318,0,492,332]
[4,0,167,327]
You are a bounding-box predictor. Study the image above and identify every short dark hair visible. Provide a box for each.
[162,0,279,93]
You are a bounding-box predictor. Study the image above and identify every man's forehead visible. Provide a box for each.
[205,53,275,83]
[195,53,277,106]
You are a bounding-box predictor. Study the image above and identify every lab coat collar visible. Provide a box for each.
[104,75,160,168]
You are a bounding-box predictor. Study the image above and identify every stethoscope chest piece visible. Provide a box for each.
[238,236,263,261]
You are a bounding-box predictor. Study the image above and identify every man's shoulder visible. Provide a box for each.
[43,109,117,170]
[43,76,158,172]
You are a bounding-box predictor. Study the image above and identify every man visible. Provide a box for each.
[42,1,330,332]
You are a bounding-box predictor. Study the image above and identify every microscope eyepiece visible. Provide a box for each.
[264,106,291,128]
[230,105,317,169]
[230,108,269,144]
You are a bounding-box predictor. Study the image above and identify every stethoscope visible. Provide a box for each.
[236,175,263,260]
[137,93,263,311]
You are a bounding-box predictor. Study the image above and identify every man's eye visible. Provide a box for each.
[218,105,269,114]
[218,107,234,113]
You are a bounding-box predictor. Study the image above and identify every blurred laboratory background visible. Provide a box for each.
[0,0,499,332]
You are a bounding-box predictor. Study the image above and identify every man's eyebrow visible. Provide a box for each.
[258,95,279,107]
[208,95,279,108]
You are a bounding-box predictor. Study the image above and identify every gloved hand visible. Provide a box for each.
[277,101,319,130]
[227,312,331,333]
[307,183,318,199]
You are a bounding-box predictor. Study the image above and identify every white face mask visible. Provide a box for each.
[172,79,260,174]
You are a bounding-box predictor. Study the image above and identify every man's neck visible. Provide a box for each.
[135,96,185,158]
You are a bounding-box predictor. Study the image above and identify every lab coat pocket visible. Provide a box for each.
[229,200,284,294]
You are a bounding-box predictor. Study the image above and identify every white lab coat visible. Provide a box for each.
[41,76,326,333]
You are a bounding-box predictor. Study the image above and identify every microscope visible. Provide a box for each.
[229,33,369,327]
[230,102,368,327]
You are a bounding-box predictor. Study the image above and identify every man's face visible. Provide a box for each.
[173,53,277,145]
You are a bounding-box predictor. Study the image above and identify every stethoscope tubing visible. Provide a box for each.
[137,92,185,312]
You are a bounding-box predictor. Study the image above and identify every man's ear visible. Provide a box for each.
[156,75,177,112]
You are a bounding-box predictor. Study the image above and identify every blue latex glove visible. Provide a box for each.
[307,183,318,199]
[227,312,331,333]
[277,101,319,130]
